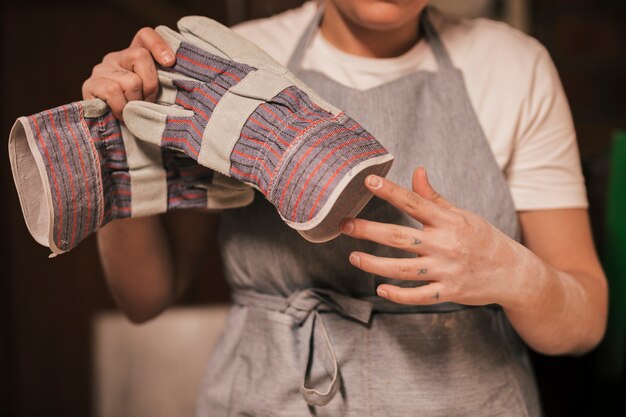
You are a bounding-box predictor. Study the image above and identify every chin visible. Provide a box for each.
[332,0,428,31]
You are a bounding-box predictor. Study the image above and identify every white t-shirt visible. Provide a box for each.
[233,1,588,211]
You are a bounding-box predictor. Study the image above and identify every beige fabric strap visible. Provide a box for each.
[198,69,294,174]
[8,117,51,248]
[120,124,168,216]
[207,173,255,209]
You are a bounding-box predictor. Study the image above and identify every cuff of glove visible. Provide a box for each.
[8,102,112,255]
[230,111,394,242]
[8,100,254,255]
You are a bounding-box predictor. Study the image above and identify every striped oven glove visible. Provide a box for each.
[123,16,394,242]
[8,99,253,255]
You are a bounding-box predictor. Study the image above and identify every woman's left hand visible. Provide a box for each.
[341,167,531,307]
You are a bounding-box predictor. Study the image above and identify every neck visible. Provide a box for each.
[320,3,421,58]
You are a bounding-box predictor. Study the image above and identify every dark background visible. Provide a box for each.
[1,0,624,416]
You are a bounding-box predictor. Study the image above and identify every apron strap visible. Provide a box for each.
[286,2,325,73]
[420,7,454,70]
[233,288,373,407]
[286,4,454,74]
[300,310,340,406]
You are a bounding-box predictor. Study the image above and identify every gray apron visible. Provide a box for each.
[196,7,542,416]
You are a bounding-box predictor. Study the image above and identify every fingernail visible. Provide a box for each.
[340,219,354,234]
[161,52,175,63]
[367,175,382,189]
[377,287,388,298]
[349,253,360,267]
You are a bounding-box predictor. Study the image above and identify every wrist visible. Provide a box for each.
[497,242,554,315]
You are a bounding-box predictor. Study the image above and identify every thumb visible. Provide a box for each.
[412,167,453,209]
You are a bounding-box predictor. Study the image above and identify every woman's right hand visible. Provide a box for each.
[82,27,175,120]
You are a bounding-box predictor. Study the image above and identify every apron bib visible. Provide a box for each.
[196,6,542,416]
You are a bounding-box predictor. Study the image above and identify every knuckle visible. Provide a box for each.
[461,214,474,228]
[451,213,465,227]
[81,81,93,99]
[135,28,166,53]
[104,82,121,96]
[404,191,422,211]
[455,212,473,231]
[399,294,415,305]
[387,227,408,246]
[144,80,159,97]
[417,290,433,304]
[129,46,150,61]
[135,27,154,41]
[395,262,412,277]
[92,63,106,75]
[126,74,143,92]
[102,51,119,63]
[387,291,405,304]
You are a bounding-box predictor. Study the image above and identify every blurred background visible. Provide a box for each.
[0,0,624,416]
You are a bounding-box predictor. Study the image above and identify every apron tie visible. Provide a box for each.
[232,288,374,407]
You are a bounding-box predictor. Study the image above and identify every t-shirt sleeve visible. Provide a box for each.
[506,45,588,211]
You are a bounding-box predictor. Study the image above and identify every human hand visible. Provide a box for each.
[340,167,530,307]
[82,27,176,119]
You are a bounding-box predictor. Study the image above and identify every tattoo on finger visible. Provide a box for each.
[412,238,422,245]
[417,268,428,276]
[432,292,440,300]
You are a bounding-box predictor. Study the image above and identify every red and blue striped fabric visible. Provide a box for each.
[233,88,387,224]
[164,152,214,210]
[28,103,124,252]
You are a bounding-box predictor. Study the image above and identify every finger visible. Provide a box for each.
[101,49,159,102]
[348,251,434,281]
[129,55,159,102]
[365,175,455,226]
[341,218,427,254]
[82,78,127,120]
[376,282,446,305]
[97,69,144,102]
[412,167,454,209]
[131,27,175,66]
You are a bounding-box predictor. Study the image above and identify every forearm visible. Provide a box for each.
[502,246,608,356]
[97,216,179,323]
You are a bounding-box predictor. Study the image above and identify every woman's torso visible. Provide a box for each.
[196,6,542,417]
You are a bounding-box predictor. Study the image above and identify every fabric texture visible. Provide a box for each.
[233,1,588,211]
[8,99,253,255]
[123,16,394,242]
[194,6,542,416]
